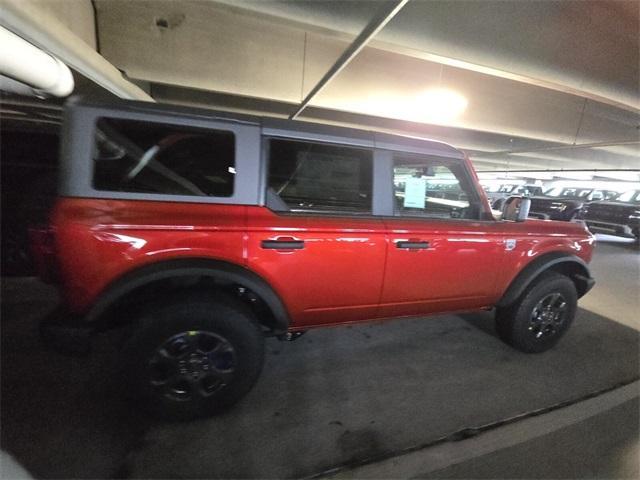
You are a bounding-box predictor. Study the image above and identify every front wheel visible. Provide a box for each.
[495,272,577,353]
[121,292,265,420]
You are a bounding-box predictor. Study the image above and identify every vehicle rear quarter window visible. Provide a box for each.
[393,154,482,220]
[93,118,235,197]
[267,138,373,214]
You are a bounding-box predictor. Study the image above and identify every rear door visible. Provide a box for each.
[246,135,387,328]
[379,152,505,318]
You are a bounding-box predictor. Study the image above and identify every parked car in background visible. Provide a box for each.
[528,187,619,221]
[486,184,544,210]
[580,190,640,244]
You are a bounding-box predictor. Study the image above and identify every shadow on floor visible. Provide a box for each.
[0,279,151,479]
[1,279,638,479]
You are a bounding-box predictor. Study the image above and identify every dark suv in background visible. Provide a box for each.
[581,190,640,244]
[528,187,619,221]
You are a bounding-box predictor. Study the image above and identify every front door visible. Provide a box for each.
[379,153,504,318]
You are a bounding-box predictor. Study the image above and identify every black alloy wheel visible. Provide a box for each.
[122,292,265,420]
[527,293,568,341]
[149,330,237,402]
[496,272,577,353]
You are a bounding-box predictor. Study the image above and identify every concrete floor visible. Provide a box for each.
[580,235,640,330]
[330,381,639,479]
[1,240,638,479]
[422,397,639,479]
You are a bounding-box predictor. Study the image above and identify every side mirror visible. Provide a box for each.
[502,196,531,222]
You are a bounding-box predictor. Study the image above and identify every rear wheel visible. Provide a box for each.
[496,272,577,353]
[121,292,265,420]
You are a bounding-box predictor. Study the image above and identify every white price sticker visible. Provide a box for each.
[404,177,426,209]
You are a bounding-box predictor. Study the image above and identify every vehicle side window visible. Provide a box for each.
[93,118,235,197]
[393,154,481,220]
[603,190,618,200]
[591,191,604,201]
[267,138,373,214]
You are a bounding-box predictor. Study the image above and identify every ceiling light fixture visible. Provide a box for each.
[418,88,468,122]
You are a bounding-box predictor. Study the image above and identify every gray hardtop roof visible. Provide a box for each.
[68,96,465,159]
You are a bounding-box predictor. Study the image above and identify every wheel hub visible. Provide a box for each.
[529,292,568,340]
[148,330,237,400]
[179,353,212,379]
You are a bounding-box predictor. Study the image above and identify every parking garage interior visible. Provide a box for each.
[1,1,639,479]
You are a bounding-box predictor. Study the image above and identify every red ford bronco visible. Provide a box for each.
[33,98,595,419]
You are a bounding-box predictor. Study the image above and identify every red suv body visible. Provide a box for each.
[36,98,595,419]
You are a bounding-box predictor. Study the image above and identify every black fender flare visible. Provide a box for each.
[84,258,290,333]
[496,252,595,308]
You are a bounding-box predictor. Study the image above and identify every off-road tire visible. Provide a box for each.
[121,292,265,420]
[496,272,577,353]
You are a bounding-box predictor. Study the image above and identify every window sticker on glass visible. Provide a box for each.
[404,176,427,208]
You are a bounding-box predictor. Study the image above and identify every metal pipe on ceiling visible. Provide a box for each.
[0,0,153,101]
[0,26,74,97]
[289,0,409,120]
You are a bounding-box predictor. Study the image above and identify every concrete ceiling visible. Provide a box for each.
[2,0,639,175]
[212,0,639,110]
